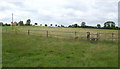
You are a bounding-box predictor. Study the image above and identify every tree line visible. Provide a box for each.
[68,21,119,30]
[1,19,119,30]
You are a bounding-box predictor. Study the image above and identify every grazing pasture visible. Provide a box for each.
[2,26,118,41]
[2,26,118,67]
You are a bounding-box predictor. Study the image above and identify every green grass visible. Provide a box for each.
[2,31,118,67]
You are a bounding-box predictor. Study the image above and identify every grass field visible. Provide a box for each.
[2,26,118,67]
[2,26,118,41]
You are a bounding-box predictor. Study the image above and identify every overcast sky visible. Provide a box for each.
[0,0,119,26]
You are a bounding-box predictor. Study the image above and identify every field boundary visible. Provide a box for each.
[3,28,118,42]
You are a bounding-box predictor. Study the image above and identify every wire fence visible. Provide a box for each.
[3,28,118,42]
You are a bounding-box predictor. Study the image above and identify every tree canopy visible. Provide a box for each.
[50,24,52,26]
[81,22,86,28]
[45,24,47,27]
[35,23,38,25]
[104,21,115,29]
[26,19,31,26]
[18,21,24,26]
[97,24,101,28]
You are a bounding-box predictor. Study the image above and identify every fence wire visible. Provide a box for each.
[2,28,118,42]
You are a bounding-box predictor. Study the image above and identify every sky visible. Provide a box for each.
[0,0,119,27]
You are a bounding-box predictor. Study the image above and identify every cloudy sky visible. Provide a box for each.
[0,0,119,26]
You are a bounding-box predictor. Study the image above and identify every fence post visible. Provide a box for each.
[96,32,99,41]
[112,33,114,42]
[75,31,77,40]
[47,30,48,37]
[87,32,90,40]
[28,30,30,35]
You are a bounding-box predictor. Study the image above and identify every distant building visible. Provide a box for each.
[0,22,3,26]
[13,22,17,26]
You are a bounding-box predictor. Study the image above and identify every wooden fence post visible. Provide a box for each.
[112,33,114,42]
[47,30,48,37]
[75,31,77,40]
[97,32,99,41]
[28,30,30,35]
[87,32,90,40]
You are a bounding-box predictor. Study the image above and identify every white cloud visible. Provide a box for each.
[0,0,118,26]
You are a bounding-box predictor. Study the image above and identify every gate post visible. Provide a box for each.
[96,32,99,41]
[87,32,90,40]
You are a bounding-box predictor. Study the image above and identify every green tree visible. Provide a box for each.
[55,24,57,27]
[81,22,86,28]
[5,23,8,26]
[97,24,101,28]
[107,23,110,28]
[115,26,119,29]
[40,24,42,26]
[73,24,79,28]
[61,25,64,27]
[104,21,115,29]
[111,23,115,29]
[35,23,37,25]
[45,24,47,27]
[18,21,24,26]
[50,24,52,27]
[26,19,31,26]
[68,25,72,27]
[104,23,107,28]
